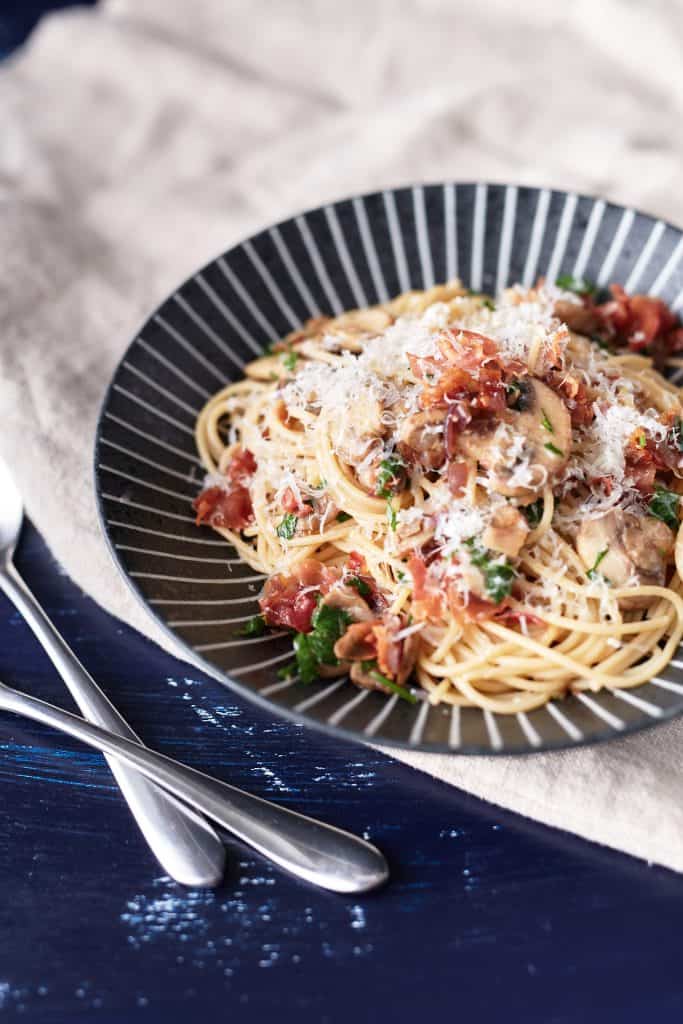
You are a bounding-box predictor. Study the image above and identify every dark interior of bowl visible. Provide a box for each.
[95,183,683,754]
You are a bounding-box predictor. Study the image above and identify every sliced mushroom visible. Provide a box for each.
[334,621,377,662]
[483,506,530,558]
[245,353,287,380]
[321,584,375,622]
[325,308,392,352]
[397,408,446,470]
[554,299,601,337]
[457,379,572,501]
[576,509,675,606]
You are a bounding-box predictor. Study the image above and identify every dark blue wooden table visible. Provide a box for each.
[4,5,683,1021]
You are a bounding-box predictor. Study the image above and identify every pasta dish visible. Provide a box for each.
[193,277,683,713]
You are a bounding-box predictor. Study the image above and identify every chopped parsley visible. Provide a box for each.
[359,660,417,704]
[544,442,564,457]
[386,501,398,532]
[237,614,267,638]
[649,487,680,532]
[670,418,683,452]
[540,409,554,434]
[277,661,297,680]
[464,538,516,604]
[276,513,298,540]
[347,576,372,598]
[521,498,544,528]
[482,298,495,310]
[281,349,298,372]
[336,511,352,523]
[292,602,351,683]
[637,433,647,449]
[376,455,405,498]
[587,547,609,581]
[556,274,596,296]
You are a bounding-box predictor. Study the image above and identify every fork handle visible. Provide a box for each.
[0,561,225,887]
[0,683,388,893]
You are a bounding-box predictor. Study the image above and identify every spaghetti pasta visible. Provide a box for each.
[192,278,683,713]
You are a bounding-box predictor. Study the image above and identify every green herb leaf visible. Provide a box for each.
[586,547,609,581]
[540,409,554,434]
[359,660,417,704]
[649,486,681,532]
[277,661,298,680]
[386,501,398,532]
[237,614,266,637]
[464,538,516,604]
[281,349,298,372]
[521,498,544,528]
[291,602,352,683]
[347,576,371,598]
[482,298,495,310]
[276,513,298,540]
[336,511,352,523]
[376,455,406,498]
[293,633,318,684]
[544,442,564,457]
[670,418,683,453]
[637,433,647,449]
[556,274,596,296]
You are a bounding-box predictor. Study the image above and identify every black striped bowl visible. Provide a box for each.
[95,183,683,755]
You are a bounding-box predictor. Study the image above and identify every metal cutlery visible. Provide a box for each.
[0,456,226,887]
[0,678,388,893]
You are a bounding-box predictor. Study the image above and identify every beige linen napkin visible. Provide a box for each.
[4,0,683,870]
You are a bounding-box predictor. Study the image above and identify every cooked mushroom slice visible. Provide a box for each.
[321,584,376,622]
[483,506,530,558]
[554,299,601,337]
[245,353,287,380]
[397,408,446,470]
[576,509,675,605]
[458,379,571,500]
[325,308,392,352]
[334,621,377,662]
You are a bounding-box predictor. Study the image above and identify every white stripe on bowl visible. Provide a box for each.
[122,362,200,418]
[545,192,578,283]
[522,188,551,288]
[449,705,461,748]
[623,220,665,294]
[412,185,435,290]
[608,688,662,717]
[259,677,299,697]
[295,214,343,315]
[269,225,322,317]
[115,544,241,565]
[230,650,296,675]
[243,239,300,330]
[649,236,683,297]
[195,631,288,653]
[107,519,230,547]
[217,258,278,342]
[516,711,541,748]
[328,687,371,726]
[352,196,389,304]
[324,205,368,308]
[483,708,503,751]
[495,185,518,294]
[153,315,229,386]
[104,412,201,466]
[364,693,400,737]
[651,677,683,696]
[171,293,247,373]
[130,571,265,585]
[546,701,583,741]
[596,208,635,287]
[574,691,625,730]
[100,439,198,487]
[470,183,487,292]
[136,335,215,397]
[168,614,260,627]
[98,464,196,504]
[382,190,411,293]
[572,199,606,281]
[444,183,458,282]
[102,492,196,523]
[409,699,430,745]
[195,272,262,355]
[293,679,347,712]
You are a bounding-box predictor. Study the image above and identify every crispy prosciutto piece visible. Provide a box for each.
[193,447,257,530]
[591,285,683,364]
[259,559,341,633]
[333,614,419,691]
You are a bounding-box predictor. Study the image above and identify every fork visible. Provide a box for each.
[0,456,226,887]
